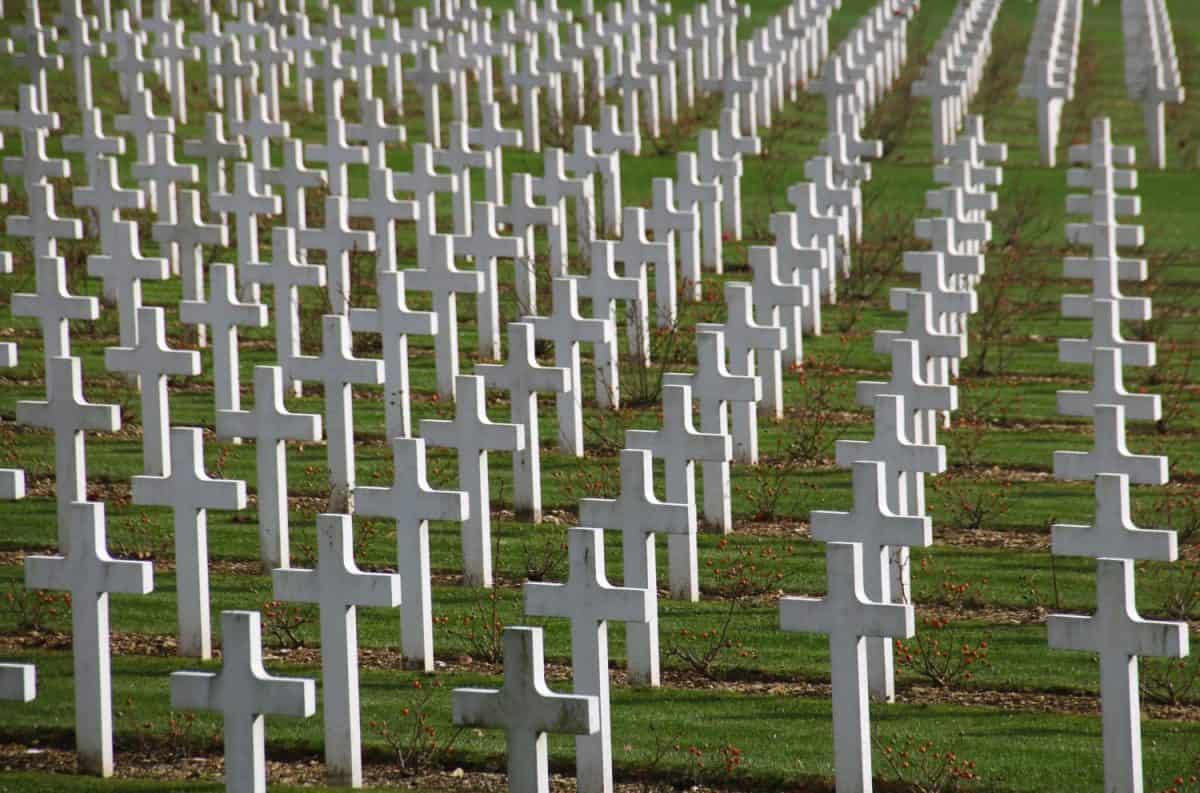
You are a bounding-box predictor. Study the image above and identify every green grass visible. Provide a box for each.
[1,0,1200,790]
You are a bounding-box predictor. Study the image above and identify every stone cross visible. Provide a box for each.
[349,163,415,276]
[813,461,932,702]
[105,307,201,476]
[675,152,722,282]
[299,195,375,317]
[696,130,737,256]
[12,255,99,371]
[566,124,622,237]
[523,277,614,458]
[356,438,467,670]
[749,245,809,418]
[180,263,268,423]
[1059,299,1155,369]
[184,112,246,198]
[0,664,35,703]
[1057,347,1160,422]
[779,541,914,793]
[132,427,246,659]
[171,611,316,793]
[1053,473,1176,562]
[73,157,142,264]
[857,338,957,502]
[290,314,383,512]
[456,201,524,361]
[614,207,673,329]
[153,190,228,335]
[699,282,786,464]
[210,163,281,303]
[114,90,174,200]
[663,330,760,533]
[477,323,569,522]
[264,138,327,232]
[1054,404,1168,486]
[435,121,491,236]
[453,627,598,793]
[533,147,596,269]
[626,384,730,601]
[273,514,400,788]
[469,100,522,205]
[1048,559,1187,793]
[348,98,407,170]
[579,241,648,405]
[420,375,524,587]
[16,357,119,542]
[131,131,197,224]
[348,270,436,440]
[63,108,125,165]
[525,528,652,793]
[771,211,828,340]
[836,394,946,519]
[406,234,483,398]
[873,290,967,393]
[502,174,563,315]
[217,366,323,568]
[580,449,694,686]
[245,228,327,396]
[25,501,154,776]
[647,177,697,303]
[7,182,82,260]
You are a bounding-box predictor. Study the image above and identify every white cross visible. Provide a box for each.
[663,330,759,532]
[73,156,142,260]
[356,438,467,670]
[348,163,415,276]
[171,611,316,793]
[525,528,651,793]
[421,374,524,587]
[300,195,376,316]
[25,501,154,776]
[233,94,291,191]
[579,241,648,404]
[131,131,197,223]
[11,255,98,370]
[211,163,281,303]
[153,190,228,331]
[580,448,693,686]
[697,129,738,250]
[273,514,399,788]
[453,627,598,793]
[183,112,246,198]
[217,366,323,568]
[771,210,827,340]
[1057,347,1160,421]
[132,427,246,658]
[814,460,931,701]
[1054,404,1168,486]
[594,102,639,156]
[16,357,119,542]
[1053,473,1176,562]
[674,152,721,294]
[1059,299,1155,369]
[699,282,785,464]
[836,393,945,517]
[63,108,124,163]
[533,147,595,269]
[469,100,522,204]
[523,277,613,457]
[477,322,569,522]
[779,541,914,793]
[115,89,174,203]
[456,201,524,360]
[614,207,673,329]
[349,270,435,439]
[749,245,808,418]
[626,383,730,601]
[245,228,327,397]
[501,173,563,315]
[105,306,200,476]
[435,121,491,236]
[395,143,457,267]
[647,176,697,303]
[7,182,82,260]
[406,234,482,397]
[180,263,268,421]
[290,314,382,510]
[566,124,621,237]
[409,47,452,147]
[347,97,407,170]
[1048,559,1187,793]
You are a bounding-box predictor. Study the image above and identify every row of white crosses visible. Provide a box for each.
[1017,0,1082,167]
[777,117,1007,793]
[911,0,1003,158]
[1050,117,1188,793]
[1120,0,1184,169]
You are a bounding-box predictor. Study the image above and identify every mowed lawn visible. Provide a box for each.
[0,0,1199,791]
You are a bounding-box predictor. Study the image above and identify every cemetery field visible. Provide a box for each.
[1,0,1200,791]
